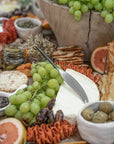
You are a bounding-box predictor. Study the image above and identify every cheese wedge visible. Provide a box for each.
[53,69,99,125]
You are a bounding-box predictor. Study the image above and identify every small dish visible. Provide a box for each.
[0,95,10,117]
[14,17,42,40]
[77,101,114,144]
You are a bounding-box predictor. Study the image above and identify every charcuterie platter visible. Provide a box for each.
[0,0,114,144]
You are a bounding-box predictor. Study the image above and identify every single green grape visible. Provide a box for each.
[73,1,81,10]
[91,0,99,5]
[45,63,54,72]
[69,7,75,15]
[56,75,64,84]
[23,91,32,100]
[38,67,47,78]
[46,88,55,97]
[48,79,59,88]
[81,4,88,13]
[32,81,40,90]
[27,85,34,92]
[9,94,16,104]
[22,112,33,122]
[5,105,17,116]
[69,1,74,7]
[101,10,108,18]
[41,96,51,108]
[15,110,23,120]
[17,89,24,95]
[50,68,59,78]
[94,2,102,10]
[30,102,40,115]
[33,73,42,82]
[30,68,37,76]
[88,2,93,9]
[33,98,41,106]
[38,62,47,67]
[20,102,30,113]
[105,0,113,9]
[74,10,82,17]
[31,63,37,69]
[15,94,27,105]
[105,13,113,23]
[58,0,68,4]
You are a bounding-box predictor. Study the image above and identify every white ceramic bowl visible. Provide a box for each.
[77,101,114,144]
[14,17,42,40]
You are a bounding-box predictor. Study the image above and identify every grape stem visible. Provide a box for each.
[31,84,48,100]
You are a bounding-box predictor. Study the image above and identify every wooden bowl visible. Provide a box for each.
[32,0,44,20]
[77,101,114,144]
[38,0,114,61]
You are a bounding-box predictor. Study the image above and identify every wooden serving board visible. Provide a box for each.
[38,0,114,61]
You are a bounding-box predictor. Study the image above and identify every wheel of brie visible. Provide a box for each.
[0,71,28,93]
[53,69,100,125]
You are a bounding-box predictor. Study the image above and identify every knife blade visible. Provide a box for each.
[35,45,89,103]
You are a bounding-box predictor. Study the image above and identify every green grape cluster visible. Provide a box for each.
[5,60,64,125]
[52,0,114,23]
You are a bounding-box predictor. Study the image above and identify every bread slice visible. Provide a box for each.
[0,71,28,93]
[105,72,114,101]
[108,41,114,72]
[52,51,76,58]
[98,72,114,101]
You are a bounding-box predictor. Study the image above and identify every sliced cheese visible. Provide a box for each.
[53,69,99,125]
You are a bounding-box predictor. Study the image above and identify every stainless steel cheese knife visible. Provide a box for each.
[36,45,89,103]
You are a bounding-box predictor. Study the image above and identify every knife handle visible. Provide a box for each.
[35,45,59,70]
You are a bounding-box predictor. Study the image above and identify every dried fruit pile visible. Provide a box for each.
[0,19,17,44]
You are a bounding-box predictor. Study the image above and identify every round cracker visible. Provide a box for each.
[0,71,28,92]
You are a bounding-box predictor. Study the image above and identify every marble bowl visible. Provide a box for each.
[14,17,42,40]
[77,101,114,144]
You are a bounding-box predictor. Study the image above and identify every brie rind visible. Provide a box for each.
[53,69,99,125]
